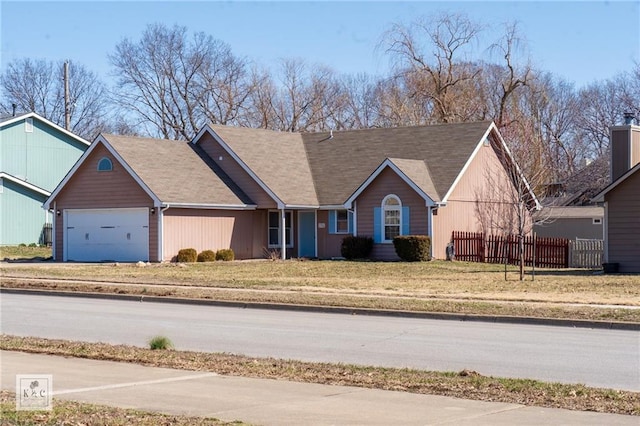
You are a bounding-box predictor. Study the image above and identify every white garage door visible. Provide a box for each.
[65,208,149,262]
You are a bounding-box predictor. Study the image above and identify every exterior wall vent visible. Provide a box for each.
[25,117,33,133]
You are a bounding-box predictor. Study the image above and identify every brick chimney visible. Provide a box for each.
[610,113,640,182]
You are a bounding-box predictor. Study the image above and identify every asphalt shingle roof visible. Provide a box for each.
[210,125,319,206]
[301,121,492,205]
[102,134,252,206]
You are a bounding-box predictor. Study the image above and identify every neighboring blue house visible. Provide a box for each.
[0,112,90,245]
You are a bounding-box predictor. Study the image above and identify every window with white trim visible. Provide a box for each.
[382,195,401,242]
[336,210,348,233]
[268,211,292,247]
[97,157,113,172]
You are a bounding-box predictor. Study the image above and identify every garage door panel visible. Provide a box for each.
[66,209,149,262]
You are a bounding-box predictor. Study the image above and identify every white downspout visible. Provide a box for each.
[428,205,434,259]
[281,207,286,260]
[351,201,357,236]
[52,201,56,260]
[158,205,169,262]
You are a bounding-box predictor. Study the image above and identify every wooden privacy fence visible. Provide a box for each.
[451,231,569,268]
[569,239,603,269]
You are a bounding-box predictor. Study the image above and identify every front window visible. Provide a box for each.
[336,210,349,233]
[383,195,401,242]
[268,211,292,247]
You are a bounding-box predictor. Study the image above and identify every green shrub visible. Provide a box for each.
[215,248,235,261]
[341,236,374,260]
[148,335,173,350]
[197,250,217,262]
[393,235,431,262]
[176,248,197,263]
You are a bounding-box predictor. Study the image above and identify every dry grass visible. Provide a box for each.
[0,390,241,425]
[2,260,640,323]
[2,336,638,416]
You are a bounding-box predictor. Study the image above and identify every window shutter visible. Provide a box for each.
[328,210,336,234]
[348,211,354,234]
[402,206,410,235]
[373,207,382,243]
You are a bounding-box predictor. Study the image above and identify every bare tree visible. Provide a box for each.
[1,58,108,139]
[474,131,542,280]
[487,23,532,128]
[382,12,482,123]
[110,23,251,140]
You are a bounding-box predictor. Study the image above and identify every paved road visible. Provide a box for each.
[2,293,639,391]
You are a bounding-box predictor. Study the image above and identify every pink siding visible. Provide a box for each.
[432,139,529,259]
[51,144,157,261]
[197,132,276,208]
[162,209,263,261]
[606,171,640,272]
[316,210,352,259]
[355,167,429,260]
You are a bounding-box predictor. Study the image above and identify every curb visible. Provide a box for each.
[3,287,639,331]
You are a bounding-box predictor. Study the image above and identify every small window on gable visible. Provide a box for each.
[97,157,113,172]
[25,118,33,133]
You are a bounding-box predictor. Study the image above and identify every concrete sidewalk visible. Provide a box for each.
[1,351,637,425]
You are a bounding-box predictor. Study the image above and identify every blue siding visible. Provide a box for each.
[1,117,87,191]
[0,179,51,245]
[1,115,87,245]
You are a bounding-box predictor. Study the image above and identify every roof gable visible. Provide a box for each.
[592,162,640,202]
[0,112,90,147]
[203,125,319,207]
[302,121,493,205]
[46,134,254,210]
[345,158,439,207]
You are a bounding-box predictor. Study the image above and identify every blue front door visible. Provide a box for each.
[298,211,316,258]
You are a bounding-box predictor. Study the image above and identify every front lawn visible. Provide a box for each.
[2,258,639,322]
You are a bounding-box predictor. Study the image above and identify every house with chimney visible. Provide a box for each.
[593,114,640,272]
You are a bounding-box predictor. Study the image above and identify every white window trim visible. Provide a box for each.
[382,194,402,243]
[268,210,293,248]
[334,209,350,234]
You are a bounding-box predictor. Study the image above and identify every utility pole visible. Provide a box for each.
[64,60,71,130]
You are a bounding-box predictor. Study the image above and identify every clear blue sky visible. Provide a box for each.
[1,1,638,88]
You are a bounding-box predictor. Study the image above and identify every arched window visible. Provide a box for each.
[382,194,401,242]
[97,157,113,172]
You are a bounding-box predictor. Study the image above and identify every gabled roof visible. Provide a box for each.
[0,112,90,147]
[302,121,494,205]
[46,134,254,210]
[204,125,319,207]
[592,162,640,203]
[346,158,440,207]
[0,172,50,196]
[199,121,530,208]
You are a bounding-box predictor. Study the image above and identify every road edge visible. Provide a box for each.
[2,287,638,331]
